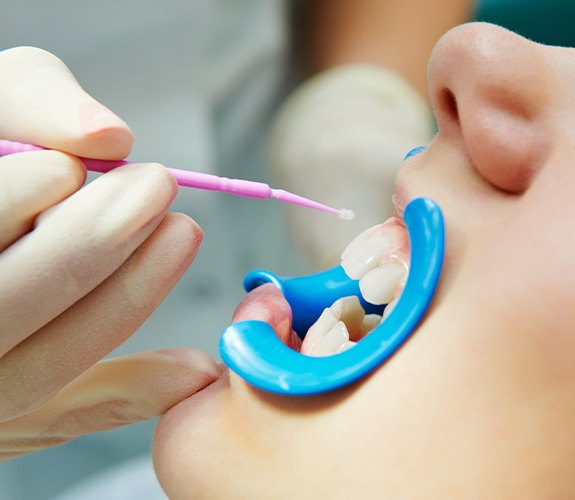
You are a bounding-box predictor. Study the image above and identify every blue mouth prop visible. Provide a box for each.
[219,198,444,396]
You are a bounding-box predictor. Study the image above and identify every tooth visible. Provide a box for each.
[341,234,393,279]
[340,218,402,261]
[341,219,410,283]
[338,340,357,353]
[382,297,399,320]
[304,321,350,357]
[359,262,406,305]
[300,308,339,355]
[341,224,383,260]
[329,296,365,341]
[361,314,382,335]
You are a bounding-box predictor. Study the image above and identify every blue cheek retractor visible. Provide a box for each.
[219,197,444,396]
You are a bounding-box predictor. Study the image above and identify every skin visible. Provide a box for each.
[153,23,575,499]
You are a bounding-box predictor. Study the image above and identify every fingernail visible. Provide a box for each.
[78,101,129,134]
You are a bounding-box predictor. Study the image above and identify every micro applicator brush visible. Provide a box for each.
[0,139,354,220]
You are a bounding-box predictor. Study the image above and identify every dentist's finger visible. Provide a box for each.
[0,151,86,251]
[0,46,133,159]
[0,212,203,421]
[0,349,221,460]
[0,163,177,357]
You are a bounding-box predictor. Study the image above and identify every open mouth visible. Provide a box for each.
[300,217,410,356]
[220,197,444,395]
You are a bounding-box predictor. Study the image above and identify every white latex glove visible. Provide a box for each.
[0,47,220,460]
[268,64,433,268]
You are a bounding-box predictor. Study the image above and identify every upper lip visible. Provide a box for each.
[391,191,407,221]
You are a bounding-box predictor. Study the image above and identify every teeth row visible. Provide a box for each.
[300,296,382,357]
[300,219,410,357]
[342,218,409,306]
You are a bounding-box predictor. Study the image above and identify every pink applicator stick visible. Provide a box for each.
[0,139,354,220]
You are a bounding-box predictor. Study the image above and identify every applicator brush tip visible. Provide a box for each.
[338,209,355,221]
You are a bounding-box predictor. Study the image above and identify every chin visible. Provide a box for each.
[152,374,230,500]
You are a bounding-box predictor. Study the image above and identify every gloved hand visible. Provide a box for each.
[268,64,433,268]
[0,47,220,460]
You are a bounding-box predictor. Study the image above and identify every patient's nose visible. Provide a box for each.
[428,23,551,193]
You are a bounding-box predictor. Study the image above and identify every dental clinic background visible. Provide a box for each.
[1,0,574,498]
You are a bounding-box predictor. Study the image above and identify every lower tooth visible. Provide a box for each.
[305,321,350,357]
[330,296,365,341]
[338,340,356,353]
[361,314,382,336]
[301,308,339,354]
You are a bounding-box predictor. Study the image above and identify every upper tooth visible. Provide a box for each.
[359,262,406,305]
[341,225,383,260]
[341,234,393,279]
[340,218,402,261]
[340,219,410,314]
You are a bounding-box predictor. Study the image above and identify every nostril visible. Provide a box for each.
[441,88,459,125]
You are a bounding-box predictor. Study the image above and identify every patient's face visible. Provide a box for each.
[153,23,575,498]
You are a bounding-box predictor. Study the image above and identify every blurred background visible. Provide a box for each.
[1,0,574,498]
